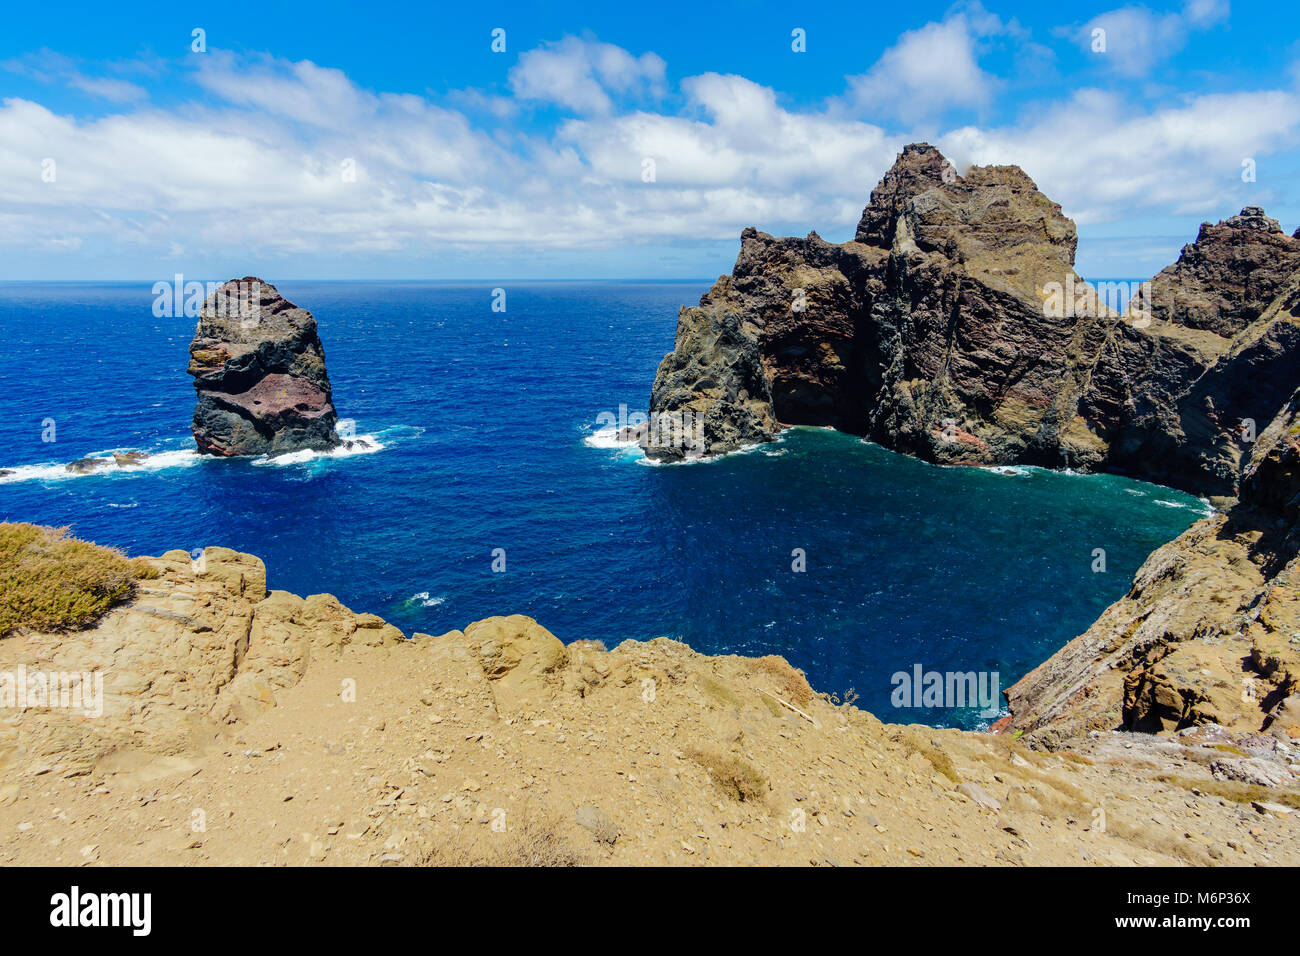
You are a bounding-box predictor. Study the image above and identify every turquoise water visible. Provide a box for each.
[0,280,1205,727]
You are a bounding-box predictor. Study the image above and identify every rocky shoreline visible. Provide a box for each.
[2,146,1297,865]
[635,141,1300,800]
[1002,382,1300,751]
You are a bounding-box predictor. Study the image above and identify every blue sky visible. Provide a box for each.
[2,0,1298,279]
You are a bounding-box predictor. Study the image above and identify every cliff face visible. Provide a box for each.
[646,144,1300,500]
[187,278,342,457]
[1087,227,1300,497]
[1004,389,1300,750]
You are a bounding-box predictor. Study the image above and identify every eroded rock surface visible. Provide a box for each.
[0,547,402,771]
[646,144,1300,499]
[1005,390,1300,747]
[1148,206,1300,337]
[187,278,343,457]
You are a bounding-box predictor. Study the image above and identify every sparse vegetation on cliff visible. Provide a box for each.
[0,522,155,637]
[686,747,767,802]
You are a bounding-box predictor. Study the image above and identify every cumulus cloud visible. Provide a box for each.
[0,31,1297,275]
[509,36,666,115]
[1071,0,1230,77]
[567,71,896,193]
[940,84,1300,224]
[846,9,1007,120]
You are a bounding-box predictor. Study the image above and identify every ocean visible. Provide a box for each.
[0,280,1205,727]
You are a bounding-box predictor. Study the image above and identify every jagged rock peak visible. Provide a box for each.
[1219,206,1283,234]
[853,143,1076,272]
[855,142,954,246]
[1149,204,1300,336]
[187,278,344,457]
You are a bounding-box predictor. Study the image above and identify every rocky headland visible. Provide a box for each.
[635,142,1300,849]
[646,143,1300,504]
[187,278,346,457]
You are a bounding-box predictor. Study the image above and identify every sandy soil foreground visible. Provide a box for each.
[0,548,1296,866]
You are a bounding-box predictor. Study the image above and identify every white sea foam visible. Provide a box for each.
[250,435,384,467]
[973,705,1010,732]
[0,447,204,484]
[584,426,649,465]
[583,426,640,451]
[0,429,398,483]
[408,591,445,607]
[634,438,775,467]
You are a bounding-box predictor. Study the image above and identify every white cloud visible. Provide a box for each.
[509,36,666,115]
[557,72,897,232]
[193,52,376,130]
[1073,0,1230,77]
[941,85,1300,223]
[0,31,1296,276]
[1,49,147,103]
[846,10,1005,120]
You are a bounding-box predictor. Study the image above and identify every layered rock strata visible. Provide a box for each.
[187,278,343,457]
[646,144,1300,501]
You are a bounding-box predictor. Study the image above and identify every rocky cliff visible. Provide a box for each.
[646,143,1300,501]
[187,278,344,457]
[1004,386,1300,755]
[1,541,1295,866]
[1147,206,1300,337]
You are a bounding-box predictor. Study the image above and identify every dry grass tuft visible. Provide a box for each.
[890,727,963,784]
[754,656,815,708]
[1157,774,1300,809]
[417,805,588,867]
[698,674,743,708]
[0,523,155,638]
[686,747,767,802]
[1058,751,1095,766]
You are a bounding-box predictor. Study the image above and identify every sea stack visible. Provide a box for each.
[646,143,1300,499]
[187,278,343,457]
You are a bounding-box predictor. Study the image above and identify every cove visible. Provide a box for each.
[0,280,1205,728]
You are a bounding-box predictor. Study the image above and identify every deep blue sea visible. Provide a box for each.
[0,280,1205,727]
